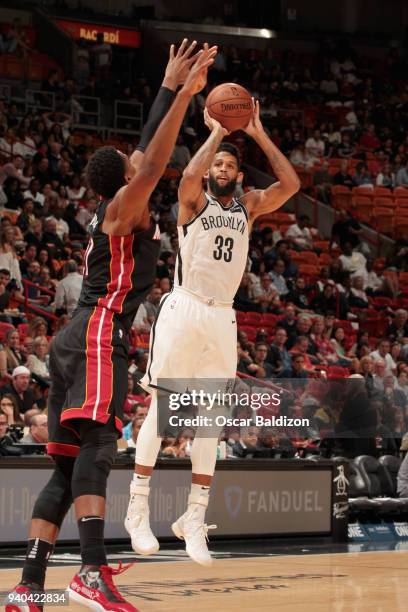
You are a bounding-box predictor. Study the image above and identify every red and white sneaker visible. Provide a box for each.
[68,562,138,611]
[5,583,43,611]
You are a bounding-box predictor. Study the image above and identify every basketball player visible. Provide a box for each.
[7,41,217,612]
[125,100,300,565]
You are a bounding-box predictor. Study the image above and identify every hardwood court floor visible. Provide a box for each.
[1,550,407,611]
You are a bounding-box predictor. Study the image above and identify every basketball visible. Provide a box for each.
[206,83,253,132]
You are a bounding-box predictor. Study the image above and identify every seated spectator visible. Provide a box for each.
[311,284,339,316]
[0,411,14,450]
[53,260,83,316]
[237,341,259,377]
[251,342,273,379]
[143,287,163,325]
[0,154,30,189]
[286,277,310,311]
[122,403,148,439]
[291,353,309,378]
[277,304,298,342]
[349,275,369,308]
[19,245,38,277]
[313,162,333,203]
[309,318,339,364]
[360,355,375,394]
[3,177,24,210]
[396,160,408,188]
[131,352,149,394]
[269,259,289,296]
[387,309,408,342]
[127,412,146,449]
[0,393,22,425]
[372,358,387,393]
[331,209,363,251]
[289,143,316,169]
[336,133,356,159]
[333,160,354,188]
[0,365,37,415]
[267,328,292,377]
[305,129,325,158]
[234,273,258,312]
[162,428,195,458]
[0,329,25,378]
[396,370,408,401]
[21,413,48,445]
[24,178,45,209]
[353,162,373,187]
[0,230,22,289]
[339,241,366,277]
[28,318,47,340]
[252,273,279,312]
[290,336,316,372]
[376,162,395,188]
[27,336,50,380]
[330,327,353,364]
[0,268,12,320]
[285,215,313,250]
[359,124,381,151]
[370,338,397,374]
[232,427,263,458]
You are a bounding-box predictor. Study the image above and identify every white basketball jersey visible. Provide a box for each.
[174,192,249,302]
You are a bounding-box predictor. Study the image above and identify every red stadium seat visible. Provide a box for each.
[327,366,350,379]
[245,312,262,324]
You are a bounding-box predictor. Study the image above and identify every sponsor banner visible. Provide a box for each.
[55,19,141,48]
[0,465,332,543]
[348,522,370,541]
[390,522,408,539]
[364,523,395,541]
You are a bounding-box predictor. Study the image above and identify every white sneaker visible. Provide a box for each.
[171,497,216,567]
[124,482,159,555]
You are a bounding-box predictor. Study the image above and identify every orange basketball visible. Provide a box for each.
[205,83,253,132]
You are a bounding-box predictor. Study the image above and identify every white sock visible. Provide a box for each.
[133,474,151,488]
[189,482,210,506]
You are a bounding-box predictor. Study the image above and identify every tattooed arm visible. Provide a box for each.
[178,108,228,225]
[242,100,300,224]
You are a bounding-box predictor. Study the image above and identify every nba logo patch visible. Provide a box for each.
[170,299,177,309]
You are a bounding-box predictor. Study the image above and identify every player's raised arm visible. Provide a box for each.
[178,108,229,225]
[242,100,300,222]
[129,38,198,171]
[103,44,217,235]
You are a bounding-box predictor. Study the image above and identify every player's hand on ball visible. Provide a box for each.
[181,42,217,96]
[163,38,198,90]
[243,98,264,137]
[203,107,229,136]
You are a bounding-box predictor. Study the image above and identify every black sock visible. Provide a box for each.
[78,516,107,566]
[22,538,54,589]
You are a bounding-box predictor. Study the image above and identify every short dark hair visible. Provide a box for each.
[216,142,240,168]
[85,146,126,199]
[0,268,10,276]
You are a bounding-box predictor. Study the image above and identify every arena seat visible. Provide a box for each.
[354,455,401,512]
[245,312,262,324]
[331,185,351,209]
[332,457,379,511]
[378,455,401,497]
[394,187,408,198]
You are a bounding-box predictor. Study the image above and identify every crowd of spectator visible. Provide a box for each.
[0,28,408,460]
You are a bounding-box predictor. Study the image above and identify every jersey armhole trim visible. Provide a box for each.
[237,198,249,221]
[180,197,210,230]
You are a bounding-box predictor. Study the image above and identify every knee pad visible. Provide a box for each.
[71,430,117,499]
[32,457,74,528]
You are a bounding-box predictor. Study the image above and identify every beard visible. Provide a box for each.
[208,174,237,197]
